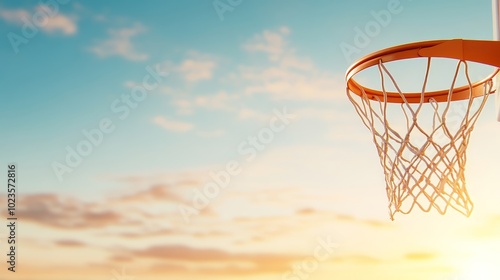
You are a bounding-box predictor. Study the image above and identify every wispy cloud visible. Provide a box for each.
[159,27,344,122]
[334,213,393,228]
[153,116,194,132]
[13,194,122,229]
[113,183,184,203]
[162,51,217,83]
[190,92,234,110]
[0,5,77,35]
[1,182,188,232]
[1,168,394,278]
[244,26,291,60]
[178,57,216,82]
[170,91,238,115]
[132,244,301,274]
[55,239,86,247]
[89,23,148,61]
[0,8,30,24]
[237,26,344,101]
[37,6,77,34]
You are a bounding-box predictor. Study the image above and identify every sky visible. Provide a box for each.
[1,0,500,279]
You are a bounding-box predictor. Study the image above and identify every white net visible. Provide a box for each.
[347,58,494,220]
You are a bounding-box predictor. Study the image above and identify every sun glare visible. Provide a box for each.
[460,258,500,280]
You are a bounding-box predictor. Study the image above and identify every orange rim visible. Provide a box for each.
[346,39,500,103]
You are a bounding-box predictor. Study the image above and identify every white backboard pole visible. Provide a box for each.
[493,0,500,121]
[494,0,500,40]
[494,0,500,39]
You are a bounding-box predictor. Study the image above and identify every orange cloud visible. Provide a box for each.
[134,244,301,275]
[296,208,316,215]
[54,239,86,247]
[14,193,122,229]
[114,184,184,203]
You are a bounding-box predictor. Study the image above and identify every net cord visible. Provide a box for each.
[347,59,493,220]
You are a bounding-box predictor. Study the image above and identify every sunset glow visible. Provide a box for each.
[2,1,500,279]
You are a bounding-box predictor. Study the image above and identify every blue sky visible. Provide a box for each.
[2,1,500,279]
[1,0,495,196]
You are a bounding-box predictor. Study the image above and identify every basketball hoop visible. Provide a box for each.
[346,39,500,220]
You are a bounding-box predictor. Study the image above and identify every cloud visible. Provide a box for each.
[0,8,30,24]
[178,58,216,82]
[192,92,234,110]
[120,241,378,276]
[2,181,196,232]
[243,26,290,60]
[171,98,193,114]
[238,64,342,101]
[110,255,133,263]
[296,208,316,215]
[14,194,122,229]
[106,173,202,189]
[36,6,77,34]
[55,240,86,247]
[170,91,238,115]
[162,51,217,83]
[116,228,176,239]
[0,165,400,279]
[153,116,194,132]
[237,26,344,101]
[0,5,77,35]
[160,27,344,121]
[89,23,148,61]
[404,252,437,261]
[242,26,312,71]
[334,214,393,228]
[134,244,301,274]
[114,184,184,203]
[112,224,228,240]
